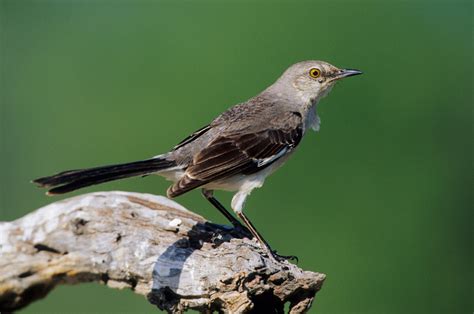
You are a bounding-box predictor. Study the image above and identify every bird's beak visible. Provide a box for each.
[332,68,363,81]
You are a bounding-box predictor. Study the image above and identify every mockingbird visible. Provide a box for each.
[33,60,362,261]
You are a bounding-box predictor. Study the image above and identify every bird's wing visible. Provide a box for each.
[173,124,212,150]
[167,111,303,197]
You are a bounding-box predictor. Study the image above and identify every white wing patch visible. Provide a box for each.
[256,147,288,167]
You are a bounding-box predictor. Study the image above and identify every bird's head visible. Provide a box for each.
[271,60,362,105]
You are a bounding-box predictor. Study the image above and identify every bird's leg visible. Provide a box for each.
[236,211,298,263]
[201,189,252,238]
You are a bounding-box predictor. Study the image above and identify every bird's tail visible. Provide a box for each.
[32,157,177,195]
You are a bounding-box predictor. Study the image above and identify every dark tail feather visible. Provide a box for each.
[33,157,177,195]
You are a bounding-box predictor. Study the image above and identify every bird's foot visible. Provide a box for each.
[269,250,299,263]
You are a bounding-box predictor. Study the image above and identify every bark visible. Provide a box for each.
[0,191,325,313]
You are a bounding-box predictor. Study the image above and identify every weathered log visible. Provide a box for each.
[0,191,325,313]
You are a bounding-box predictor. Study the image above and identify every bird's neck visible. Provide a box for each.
[259,87,320,132]
[263,84,313,108]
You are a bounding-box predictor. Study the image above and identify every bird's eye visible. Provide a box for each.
[309,68,321,78]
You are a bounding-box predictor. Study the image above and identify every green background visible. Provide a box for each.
[1,0,471,313]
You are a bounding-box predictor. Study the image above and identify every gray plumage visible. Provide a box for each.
[33,60,362,261]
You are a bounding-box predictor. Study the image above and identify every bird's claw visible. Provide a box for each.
[270,250,299,263]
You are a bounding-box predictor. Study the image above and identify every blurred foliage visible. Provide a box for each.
[0,0,471,313]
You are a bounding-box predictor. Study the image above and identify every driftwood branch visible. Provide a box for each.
[0,191,325,313]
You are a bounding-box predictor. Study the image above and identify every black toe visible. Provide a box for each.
[271,250,299,263]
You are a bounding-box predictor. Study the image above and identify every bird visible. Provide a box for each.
[33,60,362,262]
